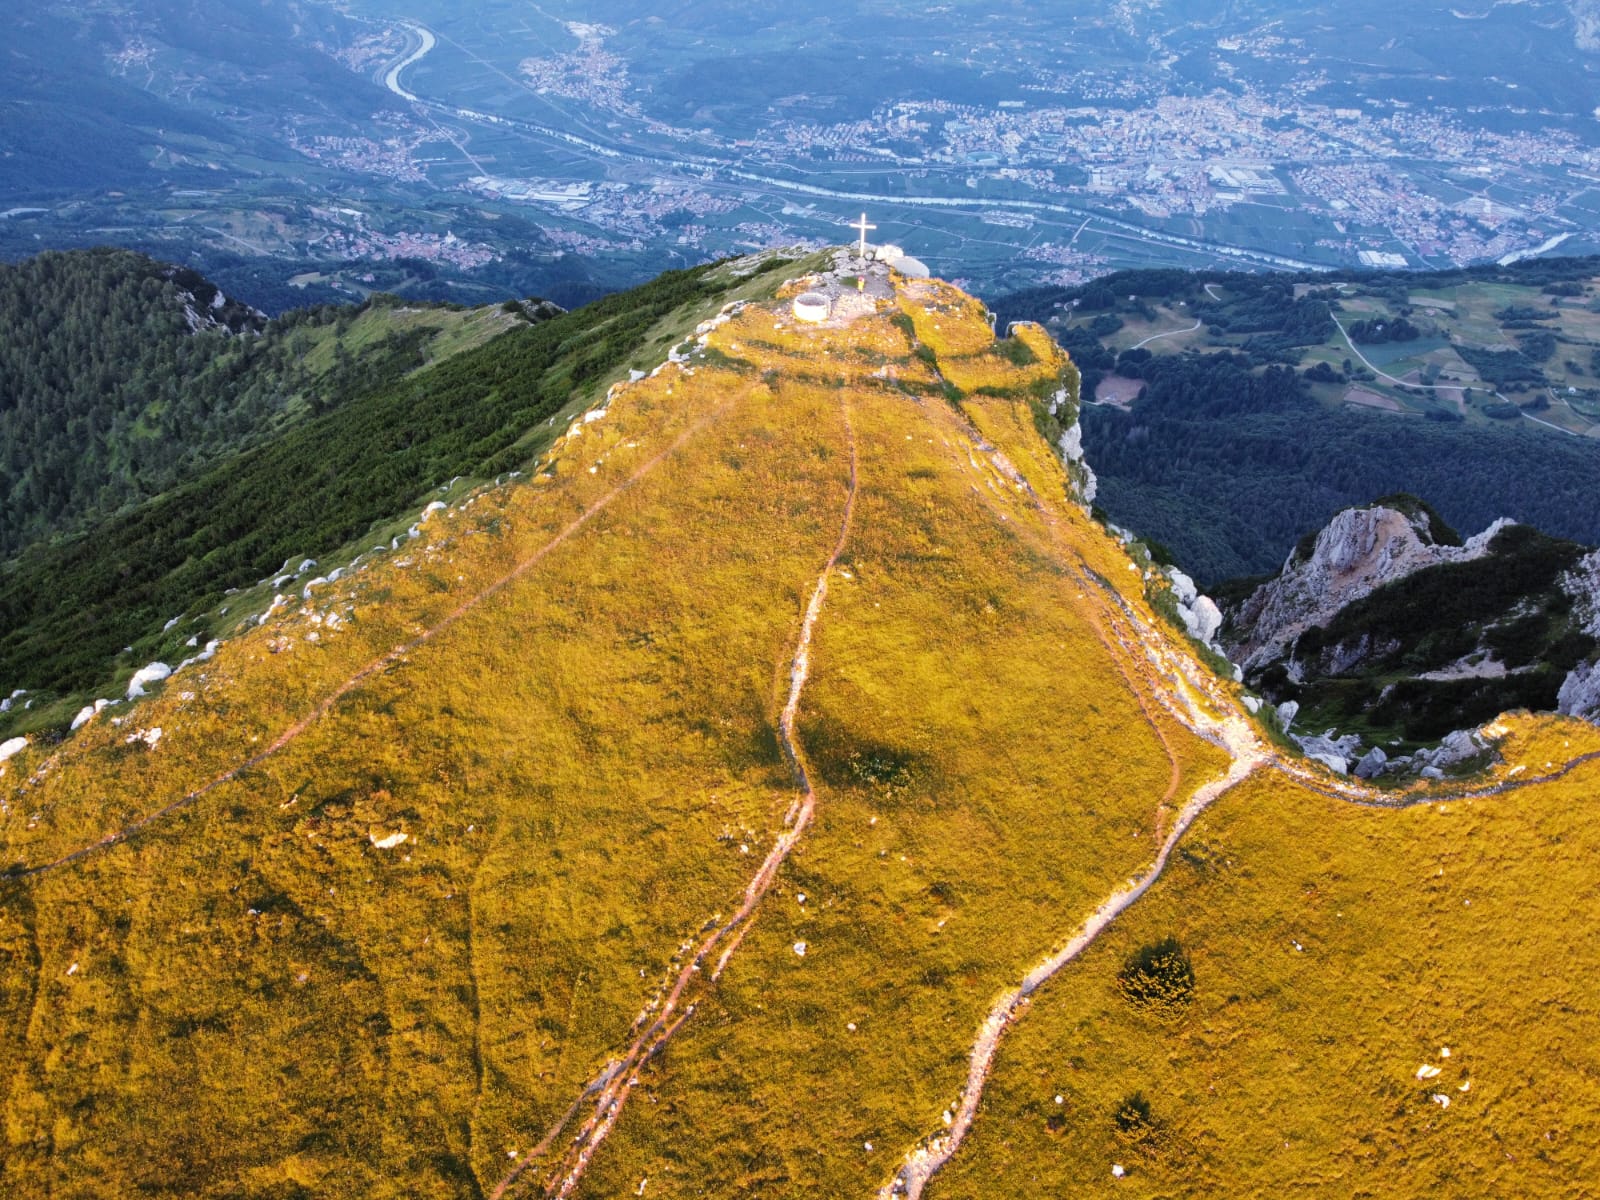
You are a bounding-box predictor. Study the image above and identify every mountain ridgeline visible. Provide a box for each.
[4,256,1600,1200]
[0,250,799,728]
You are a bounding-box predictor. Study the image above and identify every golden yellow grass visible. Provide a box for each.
[0,305,859,1196]
[2,271,1596,1200]
[576,295,1221,1200]
[933,743,1600,1199]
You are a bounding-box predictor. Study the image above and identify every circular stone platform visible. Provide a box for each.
[792,291,832,323]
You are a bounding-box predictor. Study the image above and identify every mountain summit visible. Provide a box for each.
[3,262,1598,1199]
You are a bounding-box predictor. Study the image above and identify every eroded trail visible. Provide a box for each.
[879,727,1260,1200]
[491,400,859,1200]
[13,395,736,880]
[875,412,1269,1199]
[873,577,1263,1199]
[874,398,1600,1198]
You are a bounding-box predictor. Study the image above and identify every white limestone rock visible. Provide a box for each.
[127,662,172,698]
[1295,730,1363,775]
[1226,505,1514,670]
[1558,659,1600,720]
[1168,569,1199,607]
[1056,422,1098,505]
[1355,746,1389,779]
[1561,549,1600,639]
[1180,595,1223,645]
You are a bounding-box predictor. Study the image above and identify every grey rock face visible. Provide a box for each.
[1558,660,1600,720]
[1056,422,1098,506]
[1225,505,1513,671]
[1354,746,1389,779]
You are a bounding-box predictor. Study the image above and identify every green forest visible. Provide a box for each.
[0,251,788,715]
[997,257,1600,584]
[0,249,521,560]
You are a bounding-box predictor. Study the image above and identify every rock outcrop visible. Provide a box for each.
[1226,502,1511,671]
[1056,414,1097,506]
[1558,660,1600,720]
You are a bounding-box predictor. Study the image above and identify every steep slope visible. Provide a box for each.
[0,255,793,731]
[0,248,528,561]
[1,263,1597,1200]
[1223,498,1599,755]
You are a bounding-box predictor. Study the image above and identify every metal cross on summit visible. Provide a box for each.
[852,212,876,258]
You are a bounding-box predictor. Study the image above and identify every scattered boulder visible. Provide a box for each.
[1168,569,1199,607]
[0,735,29,763]
[1179,595,1223,645]
[1294,729,1364,775]
[71,699,113,731]
[127,662,172,699]
[1354,746,1389,779]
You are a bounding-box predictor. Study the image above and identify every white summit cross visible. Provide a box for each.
[852,212,876,258]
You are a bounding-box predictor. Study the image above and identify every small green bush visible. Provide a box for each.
[1118,936,1195,1011]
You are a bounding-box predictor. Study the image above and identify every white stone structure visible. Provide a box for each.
[792,291,831,323]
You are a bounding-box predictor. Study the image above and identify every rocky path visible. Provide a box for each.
[879,736,1260,1200]
[869,496,1265,1198]
[491,400,860,1200]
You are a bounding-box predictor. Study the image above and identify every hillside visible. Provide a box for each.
[0,253,796,734]
[1216,496,1600,760]
[0,249,530,561]
[999,258,1600,583]
[2,260,1598,1200]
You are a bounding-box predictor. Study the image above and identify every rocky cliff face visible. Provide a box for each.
[1221,498,1600,774]
[1226,501,1508,671]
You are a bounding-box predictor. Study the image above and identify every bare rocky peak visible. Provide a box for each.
[1226,503,1514,670]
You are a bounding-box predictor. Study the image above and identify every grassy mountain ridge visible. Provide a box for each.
[0,252,802,730]
[2,265,1598,1200]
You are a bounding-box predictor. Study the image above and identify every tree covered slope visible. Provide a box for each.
[0,253,797,726]
[998,257,1600,584]
[0,248,526,560]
